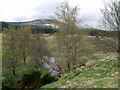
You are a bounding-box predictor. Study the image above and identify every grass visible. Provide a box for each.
[36,35,118,88]
[37,52,118,88]
[2,34,118,89]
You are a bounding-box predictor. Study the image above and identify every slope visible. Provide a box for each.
[37,52,118,88]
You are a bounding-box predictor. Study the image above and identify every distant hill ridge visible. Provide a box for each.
[1,19,59,33]
[3,19,58,26]
[22,19,58,26]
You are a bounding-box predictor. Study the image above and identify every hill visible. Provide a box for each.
[2,19,58,28]
[21,19,58,27]
[1,19,118,38]
[36,52,118,88]
[1,19,59,34]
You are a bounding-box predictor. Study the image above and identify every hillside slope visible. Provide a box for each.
[36,52,118,89]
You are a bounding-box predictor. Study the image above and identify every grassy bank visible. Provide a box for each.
[38,52,118,88]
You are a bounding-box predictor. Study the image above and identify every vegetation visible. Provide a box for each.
[2,68,57,89]
[40,53,118,88]
[2,25,57,89]
[1,0,119,89]
[89,29,98,37]
[2,26,118,89]
[32,25,59,34]
[1,22,59,34]
[101,0,120,54]
[55,1,84,71]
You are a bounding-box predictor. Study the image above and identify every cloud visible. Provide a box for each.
[0,0,64,21]
[0,0,111,28]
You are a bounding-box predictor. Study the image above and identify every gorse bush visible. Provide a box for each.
[40,72,58,86]
[21,70,42,89]
[21,70,58,89]
[2,69,58,90]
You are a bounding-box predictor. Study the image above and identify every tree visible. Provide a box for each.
[1,22,10,32]
[3,24,50,75]
[3,26,21,75]
[18,26,31,64]
[101,0,120,52]
[3,25,32,75]
[30,34,49,69]
[55,1,82,71]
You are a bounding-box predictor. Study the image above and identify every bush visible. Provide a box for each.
[89,30,98,36]
[2,76,15,90]
[21,70,41,89]
[40,72,58,86]
[2,69,58,89]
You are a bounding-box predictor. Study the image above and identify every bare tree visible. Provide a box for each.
[101,0,120,31]
[55,1,82,71]
[101,0,120,52]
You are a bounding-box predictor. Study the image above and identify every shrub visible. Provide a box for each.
[2,76,15,90]
[40,72,58,86]
[21,70,41,89]
[89,30,98,36]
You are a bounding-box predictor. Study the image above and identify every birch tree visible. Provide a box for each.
[55,1,82,71]
[3,26,20,75]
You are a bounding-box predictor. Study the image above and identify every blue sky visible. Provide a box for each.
[0,0,111,28]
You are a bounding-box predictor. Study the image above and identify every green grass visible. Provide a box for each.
[47,38,54,45]
[37,52,118,88]
[37,35,118,88]
[2,34,118,89]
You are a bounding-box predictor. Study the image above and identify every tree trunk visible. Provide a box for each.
[11,58,16,75]
[12,66,16,75]
[72,56,76,66]
[23,53,26,65]
[67,62,70,71]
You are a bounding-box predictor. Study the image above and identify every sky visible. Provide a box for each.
[0,0,111,28]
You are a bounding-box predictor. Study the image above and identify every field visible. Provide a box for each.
[2,32,119,89]
[1,0,119,89]
[37,34,118,88]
